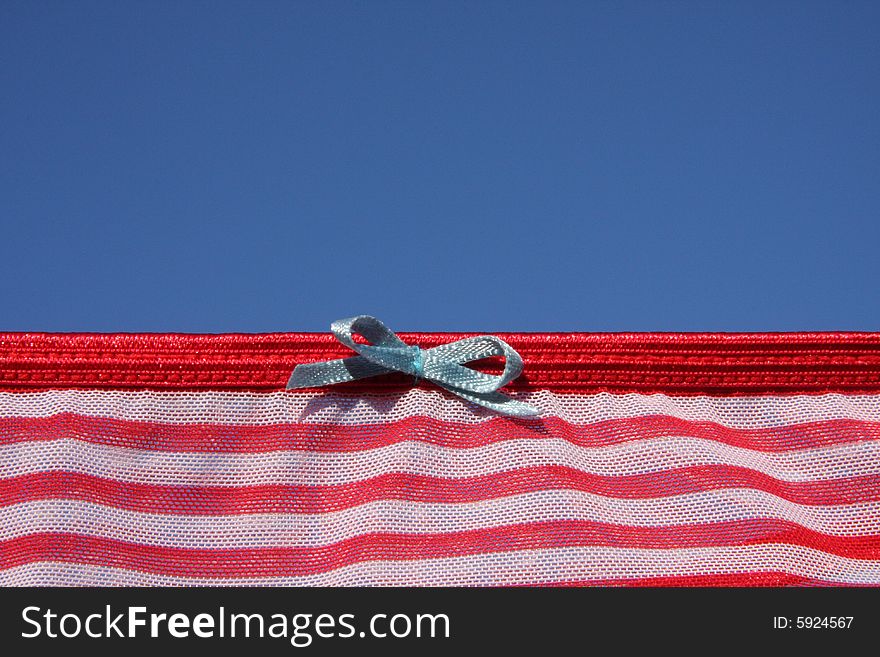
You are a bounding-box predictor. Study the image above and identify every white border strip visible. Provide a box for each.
[1,490,876,548]
[2,389,880,428]
[2,436,877,485]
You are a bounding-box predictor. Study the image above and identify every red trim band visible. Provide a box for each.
[1,331,879,394]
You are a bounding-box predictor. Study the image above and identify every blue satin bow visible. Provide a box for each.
[286,316,539,417]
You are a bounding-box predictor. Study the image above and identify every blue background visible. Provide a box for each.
[1,1,878,332]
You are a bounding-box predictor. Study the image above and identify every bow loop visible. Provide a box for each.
[429,335,525,392]
[287,315,539,417]
[330,315,407,352]
[330,316,423,376]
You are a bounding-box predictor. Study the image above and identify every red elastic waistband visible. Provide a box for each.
[1,332,879,395]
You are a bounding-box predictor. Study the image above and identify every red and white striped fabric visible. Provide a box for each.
[1,332,879,586]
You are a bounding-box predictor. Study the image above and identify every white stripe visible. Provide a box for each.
[1,490,876,548]
[2,389,880,428]
[2,544,878,585]
[2,436,877,486]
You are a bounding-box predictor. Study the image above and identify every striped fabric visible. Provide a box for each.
[1,332,879,586]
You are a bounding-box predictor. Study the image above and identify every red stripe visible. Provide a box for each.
[2,466,877,514]
[2,331,879,394]
[2,522,877,578]
[2,413,876,453]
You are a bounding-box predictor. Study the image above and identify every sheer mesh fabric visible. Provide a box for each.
[1,388,878,586]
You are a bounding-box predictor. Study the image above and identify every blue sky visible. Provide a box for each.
[1,1,878,332]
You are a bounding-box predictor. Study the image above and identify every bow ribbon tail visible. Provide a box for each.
[286,355,391,389]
